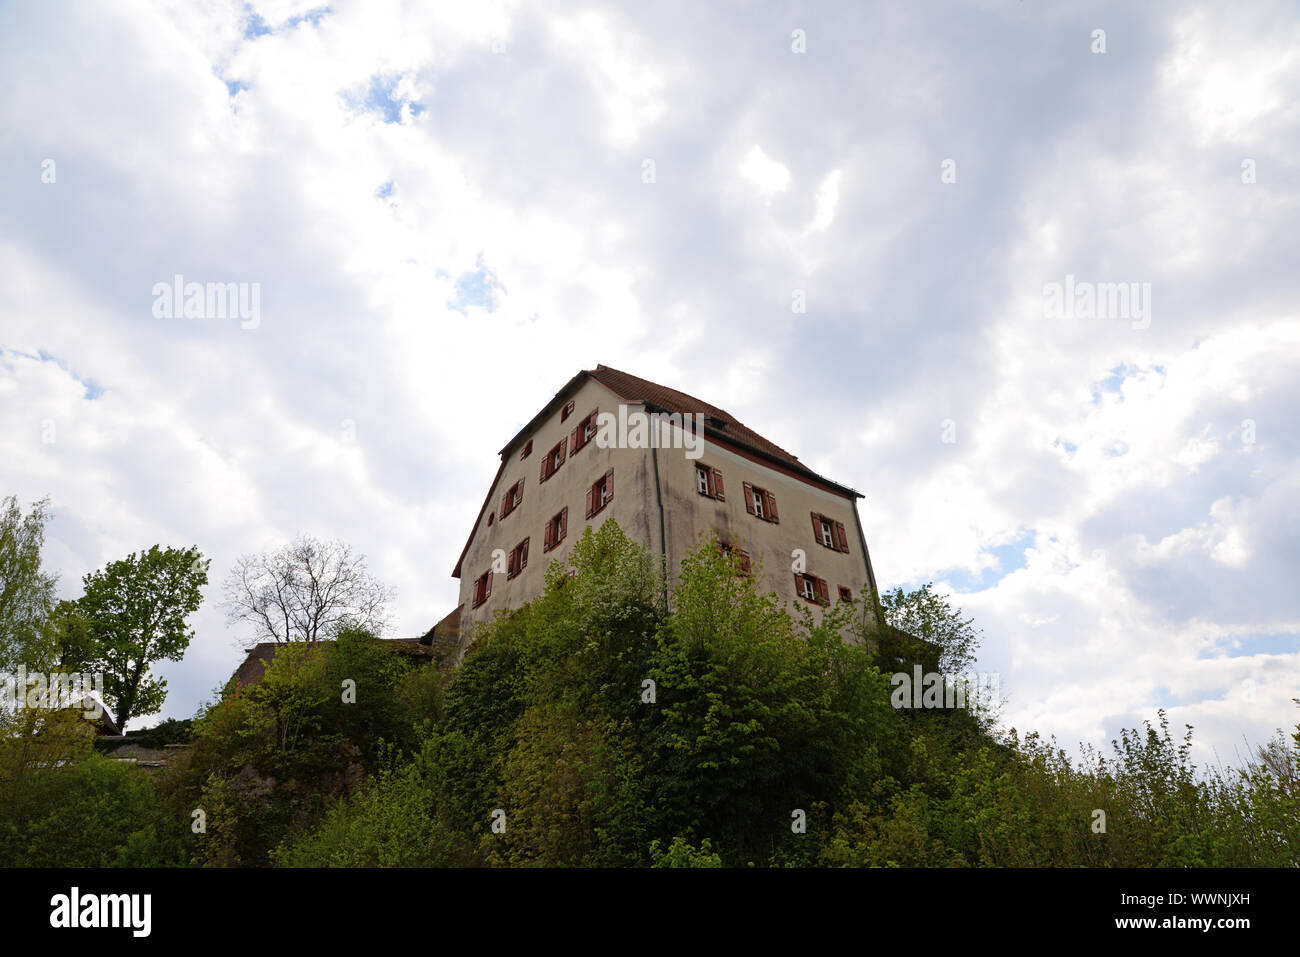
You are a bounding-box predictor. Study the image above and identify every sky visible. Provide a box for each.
[1,0,1297,763]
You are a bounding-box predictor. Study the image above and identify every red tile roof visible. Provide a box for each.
[587,365,805,469]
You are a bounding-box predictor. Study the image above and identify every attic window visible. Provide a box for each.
[705,415,728,430]
[520,439,533,460]
[561,399,576,422]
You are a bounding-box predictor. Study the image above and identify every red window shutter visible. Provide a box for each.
[544,520,553,550]
[740,549,751,574]
[586,483,595,518]
[766,491,779,523]
[570,427,578,456]
[605,468,614,503]
[560,506,567,540]
[793,573,803,595]
[501,490,510,516]
[540,457,549,482]
[835,521,849,552]
[521,538,529,569]
[712,468,725,501]
[485,569,493,598]
[815,578,828,603]
[557,441,566,466]
[812,512,822,543]
[743,482,755,514]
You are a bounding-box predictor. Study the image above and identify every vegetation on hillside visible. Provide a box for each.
[0,498,1296,867]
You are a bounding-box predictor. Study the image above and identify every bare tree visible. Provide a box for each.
[221,535,393,647]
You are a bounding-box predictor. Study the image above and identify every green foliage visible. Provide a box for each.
[271,760,476,867]
[878,582,981,677]
[0,495,57,673]
[0,754,174,867]
[78,545,209,731]
[649,835,724,867]
[5,513,1292,870]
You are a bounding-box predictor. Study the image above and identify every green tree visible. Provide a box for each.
[42,600,96,672]
[78,546,209,731]
[878,583,982,677]
[0,495,57,672]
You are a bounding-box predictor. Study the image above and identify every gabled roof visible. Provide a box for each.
[453,364,862,578]
[587,365,805,469]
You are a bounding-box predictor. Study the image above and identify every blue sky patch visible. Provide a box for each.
[447,255,505,315]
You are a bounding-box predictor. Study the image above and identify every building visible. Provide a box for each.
[451,365,882,650]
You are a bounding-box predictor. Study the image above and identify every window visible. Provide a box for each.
[811,512,850,552]
[520,439,533,460]
[540,439,566,482]
[507,538,530,579]
[543,507,569,552]
[571,408,599,455]
[501,478,524,519]
[472,569,493,608]
[718,541,751,575]
[696,464,726,500]
[561,399,576,422]
[744,483,779,523]
[794,572,829,605]
[586,469,614,518]
[839,586,853,602]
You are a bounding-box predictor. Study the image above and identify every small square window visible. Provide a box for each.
[561,399,576,422]
[696,465,710,495]
[839,586,853,602]
[520,439,533,460]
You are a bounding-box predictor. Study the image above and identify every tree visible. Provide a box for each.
[78,545,209,731]
[43,600,97,672]
[0,495,57,673]
[221,535,393,648]
[879,583,982,677]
